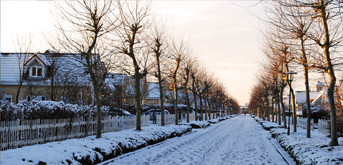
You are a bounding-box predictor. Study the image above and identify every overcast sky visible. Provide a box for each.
[1,1,267,105]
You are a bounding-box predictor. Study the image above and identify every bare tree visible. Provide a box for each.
[203,73,213,120]
[14,34,33,103]
[280,0,343,145]
[150,24,168,126]
[168,39,188,125]
[269,0,316,138]
[190,62,201,121]
[303,0,342,146]
[113,0,152,131]
[180,56,195,123]
[52,0,115,138]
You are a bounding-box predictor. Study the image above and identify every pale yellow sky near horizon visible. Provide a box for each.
[1,1,268,105]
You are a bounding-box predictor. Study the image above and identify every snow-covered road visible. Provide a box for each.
[99,115,288,165]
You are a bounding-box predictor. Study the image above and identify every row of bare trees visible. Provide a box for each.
[36,0,238,138]
[249,0,343,146]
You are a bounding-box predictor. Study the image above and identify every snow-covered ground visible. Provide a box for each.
[256,117,343,164]
[100,115,289,165]
[0,125,192,165]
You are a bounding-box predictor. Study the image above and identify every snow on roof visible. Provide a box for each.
[296,91,321,104]
[106,73,127,86]
[316,81,326,87]
[23,53,50,66]
[311,91,323,105]
[1,53,24,83]
[0,52,90,85]
[147,82,160,99]
[54,55,90,84]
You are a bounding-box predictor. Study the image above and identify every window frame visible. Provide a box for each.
[30,66,44,77]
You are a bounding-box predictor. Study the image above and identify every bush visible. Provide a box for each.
[0,100,109,121]
[311,109,329,123]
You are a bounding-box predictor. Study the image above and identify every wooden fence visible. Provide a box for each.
[0,115,149,151]
[156,113,199,126]
[156,114,176,126]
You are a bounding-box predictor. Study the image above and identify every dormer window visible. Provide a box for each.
[31,66,43,77]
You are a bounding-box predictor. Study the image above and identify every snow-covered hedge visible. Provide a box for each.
[0,100,109,121]
[255,118,284,130]
[208,118,219,124]
[1,125,192,165]
[182,121,210,128]
[257,118,343,164]
[181,116,229,128]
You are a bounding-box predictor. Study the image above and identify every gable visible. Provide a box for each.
[24,54,48,67]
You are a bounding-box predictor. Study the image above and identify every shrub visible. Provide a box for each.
[0,100,109,121]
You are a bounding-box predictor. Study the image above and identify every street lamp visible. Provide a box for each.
[283,71,297,135]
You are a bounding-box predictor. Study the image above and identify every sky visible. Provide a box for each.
[1,0,267,105]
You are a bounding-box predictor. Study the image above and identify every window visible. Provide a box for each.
[30,66,43,77]
[37,68,42,76]
[32,67,36,76]
[4,95,12,103]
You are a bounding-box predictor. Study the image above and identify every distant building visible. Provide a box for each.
[295,91,321,111]
[142,82,160,105]
[124,75,147,105]
[240,103,249,114]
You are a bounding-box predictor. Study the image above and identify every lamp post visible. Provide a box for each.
[283,71,297,135]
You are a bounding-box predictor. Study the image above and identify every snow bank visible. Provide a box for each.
[1,125,192,165]
[255,118,284,130]
[208,118,219,124]
[182,121,210,128]
[180,116,230,128]
[257,118,343,164]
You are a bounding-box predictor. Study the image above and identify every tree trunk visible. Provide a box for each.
[94,86,102,138]
[265,95,270,121]
[15,82,23,104]
[193,92,198,121]
[199,95,203,121]
[290,84,297,132]
[204,97,208,120]
[185,88,190,123]
[276,85,281,125]
[303,65,311,138]
[156,59,165,126]
[134,72,142,131]
[321,3,338,145]
[328,71,338,145]
[208,99,211,120]
[50,75,55,101]
[174,84,178,125]
[271,96,275,122]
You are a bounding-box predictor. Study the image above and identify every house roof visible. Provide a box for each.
[295,91,321,104]
[316,81,326,87]
[106,73,127,86]
[0,52,90,86]
[147,82,160,99]
[24,54,50,66]
[311,92,323,105]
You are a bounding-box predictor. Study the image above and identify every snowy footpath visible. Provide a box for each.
[100,115,289,165]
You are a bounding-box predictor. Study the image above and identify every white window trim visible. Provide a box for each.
[30,66,44,77]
